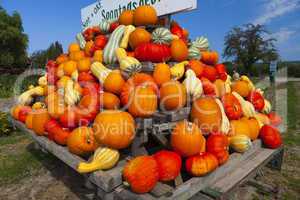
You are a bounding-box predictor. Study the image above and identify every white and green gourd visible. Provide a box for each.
[99,20,111,34]
[152,27,173,45]
[115,48,142,77]
[188,45,201,60]
[76,33,86,49]
[103,25,126,64]
[192,36,210,51]
[64,80,81,106]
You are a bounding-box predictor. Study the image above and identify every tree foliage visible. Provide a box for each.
[223,24,278,74]
[0,6,28,67]
[30,41,63,68]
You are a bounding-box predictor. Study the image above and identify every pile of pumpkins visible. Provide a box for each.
[10,5,283,194]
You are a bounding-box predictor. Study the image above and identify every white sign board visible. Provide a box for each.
[81,0,197,30]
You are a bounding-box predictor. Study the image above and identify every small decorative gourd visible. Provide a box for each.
[76,33,86,49]
[91,62,112,84]
[18,86,45,105]
[188,45,201,60]
[120,25,136,49]
[232,92,256,118]
[170,61,189,80]
[103,25,126,64]
[116,48,142,77]
[99,20,111,34]
[215,98,230,134]
[152,27,173,45]
[262,99,272,114]
[229,134,252,153]
[183,69,203,100]
[38,75,47,87]
[64,79,81,106]
[240,75,255,91]
[192,36,210,51]
[77,147,120,173]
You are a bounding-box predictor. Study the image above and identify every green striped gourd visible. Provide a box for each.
[229,135,252,153]
[103,25,126,64]
[188,45,201,60]
[152,27,173,45]
[99,20,111,34]
[192,36,210,51]
[76,33,86,49]
[115,48,142,77]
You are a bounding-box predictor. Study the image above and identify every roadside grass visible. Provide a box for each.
[0,74,39,98]
[0,131,56,186]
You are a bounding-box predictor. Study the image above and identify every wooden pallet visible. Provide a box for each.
[10,116,283,200]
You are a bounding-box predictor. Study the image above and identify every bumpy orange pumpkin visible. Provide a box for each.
[206,133,229,165]
[128,86,158,118]
[67,127,98,156]
[104,70,125,95]
[201,51,219,65]
[191,97,222,135]
[185,152,219,177]
[32,109,50,136]
[119,10,134,25]
[129,28,152,49]
[171,120,206,157]
[93,110,135,149]
[123,156,159,194]
[153,63,171,86]
[133,6,158,26]
[99,92,120,110]
[159,80,187,111]
[170,39,188,62]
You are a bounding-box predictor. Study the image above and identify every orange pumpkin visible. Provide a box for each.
[128,86,158,118]
[185,152,219,177]
[93,50,103,62]
[104,70,125,95]
[123,156,159,194]
[159,80,187,111]
[11,105,23,120]
[99,92,120,110]
[67,127,98,156]
[18,106,32,123]
[32,109,50,136]
[133,6,158,26]
[129,28,151,49]
[25,111,34,129]
[63,60,77,76]
[119,10,134,25]
[206,133,229,165]
[153,63,171,86]
[77,58,91,72]
[121,73,157,106]
[170,39,188,62]
[93,110,136,149]
[70,50,85,62]
[241,117,260,140]
[68,43,80,54]
[171,120,206,157]
[188,60,205,77]
[201,51,219,65]
[229,119,252,139]
[191,97,222,135]
[231,80,251,98]
[85,41,94,57]
[56,54,69,65]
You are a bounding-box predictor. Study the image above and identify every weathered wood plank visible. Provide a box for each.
[150,182,174,197]
[131,134,149,156]
[114,186,156,200]
[174,174,183,187]
[135,118,153,130]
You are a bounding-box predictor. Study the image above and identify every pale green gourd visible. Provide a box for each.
[152,27,173,45]
[103,25,126,64]
[76,33,86,49]
[99,20,111,34]
[188,46,201,60]
[192,36,210,51]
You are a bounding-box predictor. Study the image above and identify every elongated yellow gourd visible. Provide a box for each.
[18,86,45,105]
[77,147,120,173]
[170,61,189,80]
[120,25,136,49]
[91,62,112,84]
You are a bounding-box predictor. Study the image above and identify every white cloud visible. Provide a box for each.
[254,0,300,25]
[272,27,296,43]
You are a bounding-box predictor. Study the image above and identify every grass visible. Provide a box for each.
[0,130,55,185]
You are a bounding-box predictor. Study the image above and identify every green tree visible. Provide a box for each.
[0,6,28,67]
[223,24,278,75]
[30,41,63,68]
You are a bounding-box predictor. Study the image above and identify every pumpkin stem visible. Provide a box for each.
[86,129,91,144]
[187,121,194,132]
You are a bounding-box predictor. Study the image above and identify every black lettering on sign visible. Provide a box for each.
[102,10,107,20]
[132,2,138,9]
[139,0,145,6]
[151,0,156,5]
[145,0,150,5]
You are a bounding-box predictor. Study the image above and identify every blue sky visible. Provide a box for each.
[2,0,300,61]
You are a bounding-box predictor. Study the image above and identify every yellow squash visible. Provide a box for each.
[229,134,252,153]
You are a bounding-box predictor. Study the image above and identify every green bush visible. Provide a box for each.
[0,112,13,137]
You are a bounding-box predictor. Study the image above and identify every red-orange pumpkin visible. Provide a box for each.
[206,133,229,165]
[259,125,282,149]
[171,120,206,157]
[222,93,243,120]
[185,152,219,177]
[123,156,159,194]
[18,106,32,123]
[201,51,219,65]
[128,86,158,118]
[153,150,182,181]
